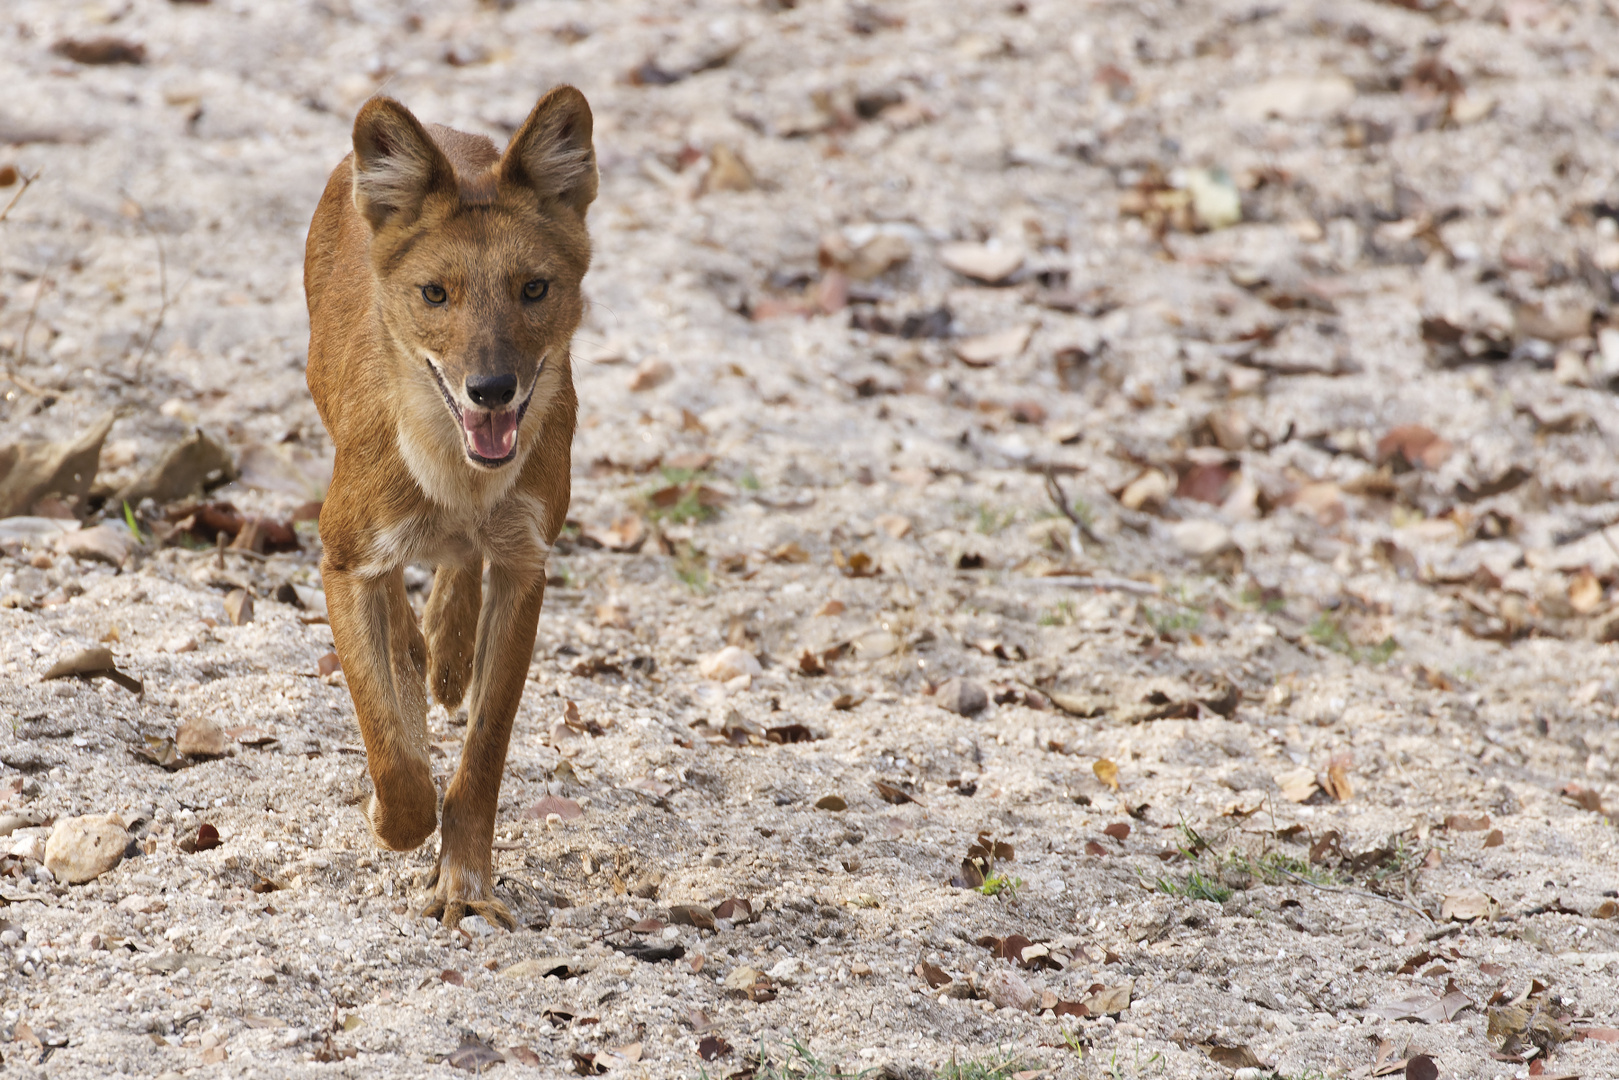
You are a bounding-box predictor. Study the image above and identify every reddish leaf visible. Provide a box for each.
[916,961,952,988]
[1562,783,1605,814]
[1085,840,1109,856]
[1102,822,1131,841]
[507,1045,542,1066]
[523,795,583,820]
[712,897,753,923]
[440,969,465,986]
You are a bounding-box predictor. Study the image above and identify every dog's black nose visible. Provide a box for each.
[465,373,517,408]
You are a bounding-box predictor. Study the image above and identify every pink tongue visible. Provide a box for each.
[463,409,518,460]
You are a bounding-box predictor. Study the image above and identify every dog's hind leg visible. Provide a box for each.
[424,561,481,711]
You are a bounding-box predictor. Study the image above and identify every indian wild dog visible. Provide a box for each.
[303,87,595,928]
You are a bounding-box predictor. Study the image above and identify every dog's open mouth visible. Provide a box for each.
[425,358,539,468]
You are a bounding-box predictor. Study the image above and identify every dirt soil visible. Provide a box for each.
[5,1,1619,1078]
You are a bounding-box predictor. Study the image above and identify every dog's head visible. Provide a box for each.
[349,88,595,469]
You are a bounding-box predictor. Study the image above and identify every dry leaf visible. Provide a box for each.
[916,961,952,988]
[1444,813,1491,832]
[1441,890,1495,921]
[507,1045,542,1066]
[955,324,1033,367]
[669,904,717,931]
[524,796,583,821]
[0,412,116,517]
[1081,979,1133,1016]
[1274,767,1318,803]
[1101,822,1130,841]
[447,1038,505,1072]
[698,1034,733,1061]
[1206,1045,1264,1070]
[1093,758,1120,791]
[874,780,916,805]
[1322,762,1353,802]
[940,242,1024,284]
[1561,783,1605,814]
[771,541,811,563]
[42,646,143,695]
[1405,1055,1438,1080]
[816,598,846,615]
[582,515,647,552]
[815,794,847,812]
[1377,425,1453,471]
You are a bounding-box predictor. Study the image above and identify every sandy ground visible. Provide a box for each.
[5,0,1619,1077]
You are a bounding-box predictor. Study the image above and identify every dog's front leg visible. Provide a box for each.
[324,565,438,851]
[424,562,544,929]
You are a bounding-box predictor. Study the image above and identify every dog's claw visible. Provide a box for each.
[425,896,516,931]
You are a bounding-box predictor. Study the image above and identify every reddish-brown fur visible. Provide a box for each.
[304,87,596,928]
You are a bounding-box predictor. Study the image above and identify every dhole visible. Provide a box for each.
[303,87,596,928]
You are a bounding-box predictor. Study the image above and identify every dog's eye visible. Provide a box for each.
[421,284,447,306]
[522,279,550,302]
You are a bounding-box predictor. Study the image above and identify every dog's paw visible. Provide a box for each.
[424,895,516,931]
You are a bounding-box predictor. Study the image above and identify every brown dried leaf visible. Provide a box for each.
[1322,762,1353,803]
[53,37,147,65]
[771,541,811,563]
[916,961,952,988]
[1404,1055,1438,1080]
[874,781,915,805]
[506,1045,542,1066]
[814,794,847,812]
[582,515,647,552]
[439,969,465,986]
[669,904,717,931]
[797,649,829,676]
[1444,813,1491,832]
[1377,425,1453,471]
[766,724,816,745]
[1102,822,1131,841]
[1206,1046,1263,1070]
[1562,783,1605,814]
[712,897,753,923]
[697,1034,733,1061]
[524,796,583,821]
[832,548,880,577]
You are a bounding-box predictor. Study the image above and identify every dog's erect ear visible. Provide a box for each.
[350,97,456,231]
[500,86,596,215]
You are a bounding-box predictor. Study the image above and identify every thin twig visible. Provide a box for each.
[1042,465,1105,546]
[3,264,55,396]
[1025,574,1161,596]
[1272,866,1433,921]
[0,169,40,223]
[130,210,169,383]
